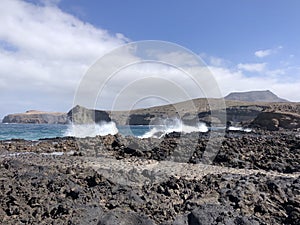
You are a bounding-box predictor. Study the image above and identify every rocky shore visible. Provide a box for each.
[0,129,299,224]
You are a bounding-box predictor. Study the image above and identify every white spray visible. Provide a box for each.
[64,121,118,138]
[139,118,208,139]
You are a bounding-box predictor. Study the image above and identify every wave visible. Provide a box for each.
[139,118,208,139]
[228,126,252,132]
[64,121,118,138]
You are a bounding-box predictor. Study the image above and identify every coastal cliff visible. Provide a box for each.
[112,99,300,130]
[2,91,300,130]
[2,110,67,124]
[3,102,300,130]
[67,105,111,124]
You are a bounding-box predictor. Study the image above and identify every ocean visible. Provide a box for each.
[0,121,249,141]
[0,123,153,141]
[0,120,210,141]
[0,123,68,140]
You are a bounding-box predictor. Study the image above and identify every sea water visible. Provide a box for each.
[0,123,68,140]
[0,123,153,140]
[0,121,251,141]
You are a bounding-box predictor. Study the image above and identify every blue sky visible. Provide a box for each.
[0,0,300,118]
[57,0,300,62]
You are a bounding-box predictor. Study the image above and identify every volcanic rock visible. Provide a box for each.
[251,111,300,131]
[67,105,111,124]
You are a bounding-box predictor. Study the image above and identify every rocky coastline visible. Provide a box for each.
[3,97,300,131]
[0,129,299,224]
[2,110,68,124]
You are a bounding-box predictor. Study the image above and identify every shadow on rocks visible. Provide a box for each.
[97,209,155,225]
[187,204,261,225]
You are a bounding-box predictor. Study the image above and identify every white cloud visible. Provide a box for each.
[0,0,299,120]
[255,49,273,58]
[199,53,229,67]
[209,65,300,102]
[147,50,200,67]
[254,46,283,58]
[0,0,128,117]
[209,56,226,67]
[237,63,266,72]
[96,63,206,110]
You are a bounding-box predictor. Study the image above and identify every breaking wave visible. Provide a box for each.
[228,126,252,132]
[139,118,208,139]
[64,121,118,138]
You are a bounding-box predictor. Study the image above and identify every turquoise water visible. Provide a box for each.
[0,122,231,141]
[0,123,68,140]
[0,123,151,141]
[118,125,151,137]
[0,123,244,141]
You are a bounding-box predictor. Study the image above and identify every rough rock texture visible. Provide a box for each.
[1,130,299,173]
[0,129,299,224]
[67,105,111,124]
[124,104,300,129]
[188,204,260,225]
[112,100,299,127]
[0,155,299,225]
[97,210,155,225]
[251,112,300,131]
[191,106,267,126]
[2,110,67,124]
[128,113,156,125]
[51,130,298,174]
[225,90,289,102]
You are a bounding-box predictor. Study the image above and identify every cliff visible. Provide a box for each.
[2,110,67,124]
[250,111,300,131]
[3,91,299,130]
[67,105,111,124]
[110,98,300,130]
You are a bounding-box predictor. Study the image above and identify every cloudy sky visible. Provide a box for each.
[1,0,300,118]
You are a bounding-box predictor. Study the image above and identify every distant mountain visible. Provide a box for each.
[225,90,289,102]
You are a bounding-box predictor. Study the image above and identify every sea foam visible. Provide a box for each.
[64,121,118,138]
[228,126,252,132]
[139,118,208,139]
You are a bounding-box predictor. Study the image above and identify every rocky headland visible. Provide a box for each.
[2,110,67,124]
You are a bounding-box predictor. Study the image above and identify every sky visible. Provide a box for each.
[0,0,300,118]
